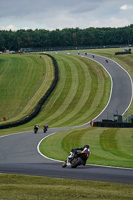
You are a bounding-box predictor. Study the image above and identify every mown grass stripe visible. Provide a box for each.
[62,129,86,153]
[40,58,67,115]
[58,57,103,126]
[117,129,133,158]
[39,55,74,122]
[50,55,90,126]
[100,128,133,159]
[73,60,110,125]
[47,57,78,123]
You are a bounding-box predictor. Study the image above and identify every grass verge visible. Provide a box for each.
[0,174,133,200]
[40,127,133,168]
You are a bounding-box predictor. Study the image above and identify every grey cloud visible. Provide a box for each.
[0,0,133,30]
[70,0,103,14]
[0,0,105,18]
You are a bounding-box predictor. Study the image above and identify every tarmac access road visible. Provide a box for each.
[0,53,133,184]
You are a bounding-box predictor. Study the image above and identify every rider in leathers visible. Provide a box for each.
[71,145,90,165]
[34,124,39,130]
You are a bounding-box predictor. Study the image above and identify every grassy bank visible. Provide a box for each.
[0,174,132,200]
[0,53,54,124]
[0,53,110,134]
[37,54,110,127]
[14,53,110,128]
[40,126,133,168]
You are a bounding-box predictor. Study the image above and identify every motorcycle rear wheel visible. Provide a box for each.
[71,157,82,168]
[43,128,47,133]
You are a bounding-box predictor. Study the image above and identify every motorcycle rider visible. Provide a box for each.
[43,123,48,128]
[62,145,90,167]
[43,123,48,132]
[71,145,90,166]
[34,124,39,129]
[34,124,39,133]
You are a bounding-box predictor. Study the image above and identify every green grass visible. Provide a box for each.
[17,53,110,129]
[40,127,133,168]
[0,53,110,133]
[0,53,54,123]
[0,174,133,200]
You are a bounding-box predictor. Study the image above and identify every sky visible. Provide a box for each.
[0,0,133,31]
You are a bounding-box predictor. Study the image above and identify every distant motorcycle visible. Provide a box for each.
[62,150,89,168]
[34,126,38,134]
[43,124,48,133]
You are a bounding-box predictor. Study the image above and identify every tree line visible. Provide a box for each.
[0,24,133,51]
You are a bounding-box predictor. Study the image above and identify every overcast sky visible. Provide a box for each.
[0,0,133,31]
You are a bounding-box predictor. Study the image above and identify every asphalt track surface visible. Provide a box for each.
[0,53,133,184]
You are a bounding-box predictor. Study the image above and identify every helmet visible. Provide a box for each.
[83,145,89,149]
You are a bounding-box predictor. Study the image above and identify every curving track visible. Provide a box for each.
[0,54,133,184]
[82,53,133,123]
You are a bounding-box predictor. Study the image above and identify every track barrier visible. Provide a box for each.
[93,121,133,128]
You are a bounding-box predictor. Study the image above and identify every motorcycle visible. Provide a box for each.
[62,150,88,168]
[43,124,48,133]
[43,126,47,133]
[34,127,38,134]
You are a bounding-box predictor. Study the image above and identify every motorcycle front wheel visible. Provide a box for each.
[62,161,67,168]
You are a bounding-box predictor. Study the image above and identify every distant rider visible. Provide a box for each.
[43,124,48,129]
[43,124,48,132]
[34,124,39,133]
[34,124,39,129]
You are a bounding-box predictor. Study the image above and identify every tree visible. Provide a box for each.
[0,32,5,51]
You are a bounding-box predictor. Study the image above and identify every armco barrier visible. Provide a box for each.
[93,121,133,128]
[0,54,59,129]
[115,52,131,55]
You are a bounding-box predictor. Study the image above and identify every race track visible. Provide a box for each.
[0,53,133,184]
[82,53,132,123]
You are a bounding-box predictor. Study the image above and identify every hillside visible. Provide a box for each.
[0,53,54,124]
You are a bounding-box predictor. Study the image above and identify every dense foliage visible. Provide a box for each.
[0,24,133,51]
